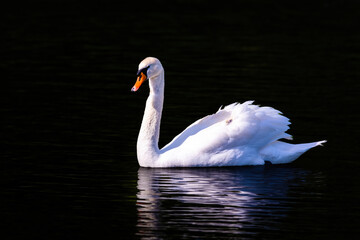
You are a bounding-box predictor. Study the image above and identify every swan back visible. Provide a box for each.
[162,101,290,152]
[158,101,295,167]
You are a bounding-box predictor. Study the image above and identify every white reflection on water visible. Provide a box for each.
[136,166,314,238]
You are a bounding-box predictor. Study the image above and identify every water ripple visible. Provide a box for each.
[136,166,322,239]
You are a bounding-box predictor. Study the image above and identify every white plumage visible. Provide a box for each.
[131,57,326,168]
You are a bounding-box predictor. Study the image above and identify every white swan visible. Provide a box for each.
[131,57,326,168]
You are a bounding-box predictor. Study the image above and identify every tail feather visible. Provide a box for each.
[316,140,327,146]
[260,140,327,164]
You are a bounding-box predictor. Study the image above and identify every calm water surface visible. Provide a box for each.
[2,1,360,239]
[137,167,320,239]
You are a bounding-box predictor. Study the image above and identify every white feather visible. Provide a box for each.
[133,57,326,168]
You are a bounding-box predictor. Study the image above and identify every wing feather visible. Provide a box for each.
[160,101,292,156]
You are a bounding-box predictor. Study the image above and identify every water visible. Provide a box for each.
[1,1,360,239]
[137,167,320,239]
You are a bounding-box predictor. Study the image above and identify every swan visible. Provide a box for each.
[131,57,326,168]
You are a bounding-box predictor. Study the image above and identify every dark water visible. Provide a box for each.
[137,167,333,239]
[1,1,360,239]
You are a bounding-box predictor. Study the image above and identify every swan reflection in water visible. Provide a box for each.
[136,166,323,238]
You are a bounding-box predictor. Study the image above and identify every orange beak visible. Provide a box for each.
[131,72,147,92]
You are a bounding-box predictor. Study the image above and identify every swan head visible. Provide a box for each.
[131,57,163,92]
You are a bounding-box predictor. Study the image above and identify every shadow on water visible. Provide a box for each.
[136,166,326,239]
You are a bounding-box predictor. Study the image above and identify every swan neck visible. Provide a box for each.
[137,72,164,167]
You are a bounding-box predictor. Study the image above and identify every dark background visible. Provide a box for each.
[1,0,360,239]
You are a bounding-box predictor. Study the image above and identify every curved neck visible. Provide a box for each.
[137,72,164,167]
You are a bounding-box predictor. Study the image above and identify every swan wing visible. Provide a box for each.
[161,101,292,156]
[160,103,232,152]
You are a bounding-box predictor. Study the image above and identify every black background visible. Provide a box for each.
[1,0,360,239]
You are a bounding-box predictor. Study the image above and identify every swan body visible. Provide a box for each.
[131,57,326,168]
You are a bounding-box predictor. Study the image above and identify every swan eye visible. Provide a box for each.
[137,66,150,78]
